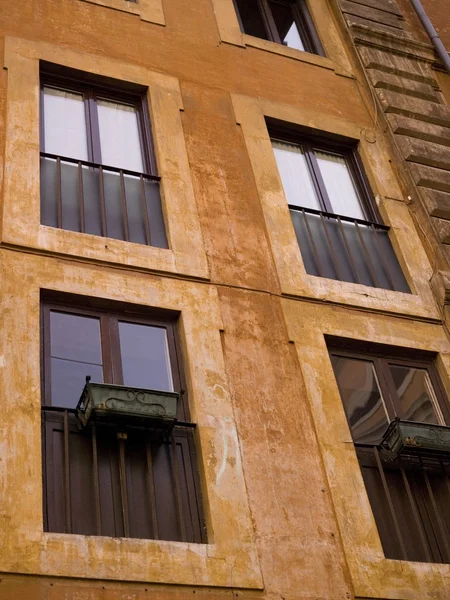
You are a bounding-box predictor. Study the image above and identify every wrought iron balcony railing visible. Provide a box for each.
[356,443,450,563]
[289,206,410,292]
[40,152,168,248]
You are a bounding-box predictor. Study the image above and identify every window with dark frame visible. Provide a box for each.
[41,298,206,543]
[329,341,450,563]
[232,0,324,56]
[270,125,410,292]
[40,65,168,249]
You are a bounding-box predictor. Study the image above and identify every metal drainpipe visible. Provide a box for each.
[409,0,450,74]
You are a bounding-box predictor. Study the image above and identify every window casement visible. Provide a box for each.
[40,66,168,248]
[232,0,324,56]
[270,127,410,292]
[41,299,206,542]
[329,342,450,563]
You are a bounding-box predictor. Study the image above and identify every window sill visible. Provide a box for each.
[242,34,349,77]
[78,0,165,25]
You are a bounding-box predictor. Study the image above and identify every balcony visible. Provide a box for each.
[290,206,410,292]
[40,153,168,248]
[357,443,450,563]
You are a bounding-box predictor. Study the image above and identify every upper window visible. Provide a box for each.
[330,343,450,563]
[41,299,205,542]
[270,128,410,292]
[232,0,324,55]
[40,66,168,248]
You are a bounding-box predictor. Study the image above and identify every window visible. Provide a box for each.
[330,342,450,563]
[270,127,410,292]
[41,298,205,542]
[232,0,324,55]
[40,66,168,248]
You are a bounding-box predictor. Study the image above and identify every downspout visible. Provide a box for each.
[410,0,450,74]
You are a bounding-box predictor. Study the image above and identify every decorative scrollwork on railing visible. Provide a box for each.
[105,389,168,416]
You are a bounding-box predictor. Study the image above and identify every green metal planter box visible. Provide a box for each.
[76,376,179,431]
[380,418,450,460]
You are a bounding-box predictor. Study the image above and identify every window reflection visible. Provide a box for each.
[119,322,174,392]
[331,356,389,444]
[49,311,103,408]
[389,365,442,424]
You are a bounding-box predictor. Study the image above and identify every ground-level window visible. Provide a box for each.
[41,298,205,542]
[329,341,450,563]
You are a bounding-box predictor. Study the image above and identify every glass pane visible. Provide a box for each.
[269,1,306,51]
[49,311,103,408]
[315,151,364,219]
[51,358,103,409]
[43,87,88,160]
[50,311,102,364]
[331,356,389,444]
[119,322,174,391]
[97,100,144,172]
[272,141,320,210]
[234,0,268,39]
[389,365,442,424]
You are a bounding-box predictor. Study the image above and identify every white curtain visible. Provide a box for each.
[272,140,320,210]
[97,100,144,173]
[43,87,88,160]
[315,151,364,219]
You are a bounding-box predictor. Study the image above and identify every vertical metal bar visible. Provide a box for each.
[91,425,102,536]
[146,440,159,540]
[400,464,432,561]
[336,216,361,283]
[56,157,62,229]
[170,435,186,542]
[372,225,397,291]
[354,221,380,287]
[140,175,152,246]
[421,457,450,561]
[63,410,72,534]
[440,459,450,500]
[374,448,408,560]
[300,209,324,277]
[78,162,85,234]
[119,170,130,242]
[118,435,130,538]
[319,214,344,280]
[98,166,108,237]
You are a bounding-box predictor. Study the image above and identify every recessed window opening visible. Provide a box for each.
[329,341,450,563]
[40,66,168,248]
[270,126,410,292]
[232,0,324,56]
[41,297,206,543]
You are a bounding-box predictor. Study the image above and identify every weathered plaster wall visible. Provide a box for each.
[0,0,449,599]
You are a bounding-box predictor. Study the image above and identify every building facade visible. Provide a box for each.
[0,1,449,599]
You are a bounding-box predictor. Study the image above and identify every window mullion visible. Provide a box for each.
[259,0,282,43]
[87,92,102,165]
[375,357,398,420]
[305,145,332,212]
[107,316,124,385]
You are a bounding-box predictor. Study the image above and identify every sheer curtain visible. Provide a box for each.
[315,150,364,219]
[97,100,144,172]
[43,87,88,160]
[272,140,319,209]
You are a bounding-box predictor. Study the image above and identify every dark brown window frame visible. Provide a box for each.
[328,346,450,426]
[233,0,325,56]
[40,66,158,176]
[268,123,380,223]
[328,340,450,563]
[40,295,206,543]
